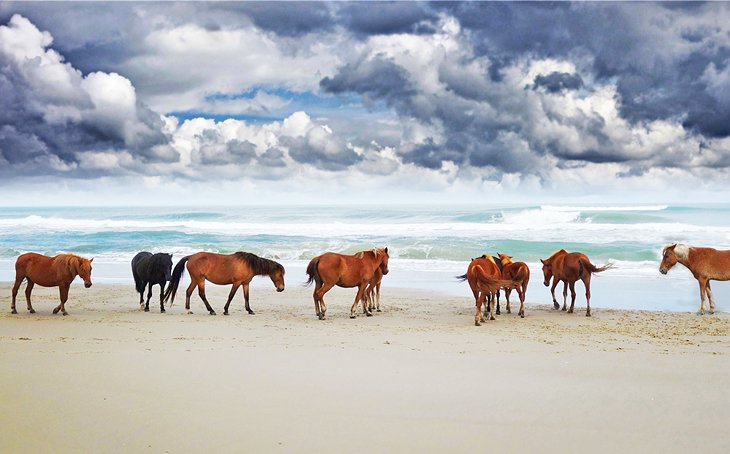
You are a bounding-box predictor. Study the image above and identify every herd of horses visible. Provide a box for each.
[8,243,730,323]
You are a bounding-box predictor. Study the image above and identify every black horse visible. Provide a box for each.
[131,252,173,312]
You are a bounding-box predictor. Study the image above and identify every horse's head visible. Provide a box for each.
[498,253,513,265]
[659,244,679,275]
[270,265,285,292]
[163,253,173,281]
[78,257,94,288]
[540,258,552,287]
[379,247,389,275]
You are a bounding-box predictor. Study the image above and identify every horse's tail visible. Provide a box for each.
[132,265,145,294]
[304,257,320,287]
[579,259,614,277]
[455,273,468,282]
[163,256,189,306]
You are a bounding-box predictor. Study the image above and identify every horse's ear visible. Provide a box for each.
[669,244,677,250]
[384,247,388,254]
[89,257,94,263]
[540,259,545,264]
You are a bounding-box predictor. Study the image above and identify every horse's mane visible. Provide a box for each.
[54,253,84,266]
[355,248,386,259]
[234,252,284,275]
[672,244,691,261]
[545,249,568,261]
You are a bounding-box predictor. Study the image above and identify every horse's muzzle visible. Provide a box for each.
[383,269,389,275]
[659,268,667,275]
[277,287,285,292]
[85,282,93,288]
[543,281,549,287]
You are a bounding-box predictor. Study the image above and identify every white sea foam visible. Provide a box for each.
[540,205,669,212]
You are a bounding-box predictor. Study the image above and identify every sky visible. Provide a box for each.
[1,1,730,206]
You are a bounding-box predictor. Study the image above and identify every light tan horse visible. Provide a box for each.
[497,253,530,318]
[11,252,93,315]
[660,243,730,315]
[305,248,389,320]
[163,251,285,315]
[540,249,613,317]
[457,255,517,326]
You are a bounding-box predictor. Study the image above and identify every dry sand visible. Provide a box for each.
[1,282,729,453]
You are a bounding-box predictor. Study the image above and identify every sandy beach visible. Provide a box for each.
[1,282,729,453]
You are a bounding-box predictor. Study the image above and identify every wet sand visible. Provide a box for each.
[1,283,729,453]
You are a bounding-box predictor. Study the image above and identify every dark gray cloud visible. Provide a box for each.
[533,72,584,93]
[284,130,361,171]
[335,2,437,36]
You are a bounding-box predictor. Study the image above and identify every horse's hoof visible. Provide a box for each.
[209,311,216,316]
[144,307,149,312]
[376,309,382,312]
[248,311,255,315]
[366,312,373,317]
[553,302,560,310]
[349,315,356,319]
[29,309,35,314]
[586,312,591,317]
[490,316,495,321]
[160,309,165,313]
[496,310,501,315]
[62,311,68,316]
[223,311,229,316]
[710,311,715,315]
[53,307,60,314]
[187,310,193,315]
[139,304,145,310]
[520,314,525,319]
[318,314,325,320]
[11,309,17,314]
[506,309,511,314]
[567,309,573,314]
[475,320,481,326]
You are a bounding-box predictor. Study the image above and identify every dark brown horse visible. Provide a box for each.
[540,249,612,316]
[660,243,730,314]
[497,253,530,318]
[305,248,389,320]
[163,252,285,315]
[457,255,517,326]
[11,252,93,315]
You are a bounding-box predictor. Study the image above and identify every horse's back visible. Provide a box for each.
[15,252,52,271]
[504,262,529,282]
[694,247,730,280]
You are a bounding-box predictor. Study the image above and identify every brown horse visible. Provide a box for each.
[540,249,612,316]
[497,253,530,318]
[305,248,389,320]
[362,267,384,313]
[660,243,730,315]
[457,255,517,326]
[11,252,93,315]
[163,251,285,315]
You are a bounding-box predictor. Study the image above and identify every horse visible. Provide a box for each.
[131,252,173,313]
[363,267,384,313]
[163,251,285,315]
[305,248,389,320]
[497,253,530,318]
[659,243,730,315]
[457,255,517,326]
[11,252,93,316]
[540,249,613,317]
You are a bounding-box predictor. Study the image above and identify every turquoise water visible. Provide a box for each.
[1,204,729,312]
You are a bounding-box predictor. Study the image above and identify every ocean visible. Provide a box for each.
[1,204,729,312]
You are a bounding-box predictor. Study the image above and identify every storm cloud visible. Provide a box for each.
[1,2,730,196]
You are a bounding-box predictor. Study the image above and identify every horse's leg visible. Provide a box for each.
[138,282,145,310]
[584,275,592,317]
[562,281,568,311]
[351,284,369,319]
[145,282,153,312]
[706,281,715,315]
[223,284,240,315]
[518,284,525,318]
[567,281,577,313]
[495,290,501,315]
[314,281,334,320]
[54,283,70,316]
[487,292,497,321]
[24,281,36,314]
[698,277,708,315]
[11,274,24,314]
[475,292,486,326]
[550,279,560,310]
[185,281,197,315]
[243,284,255,315]
[505,288,512,314]
[159,283,166,313]
[375,281,381,312]
[197,280,216,315]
